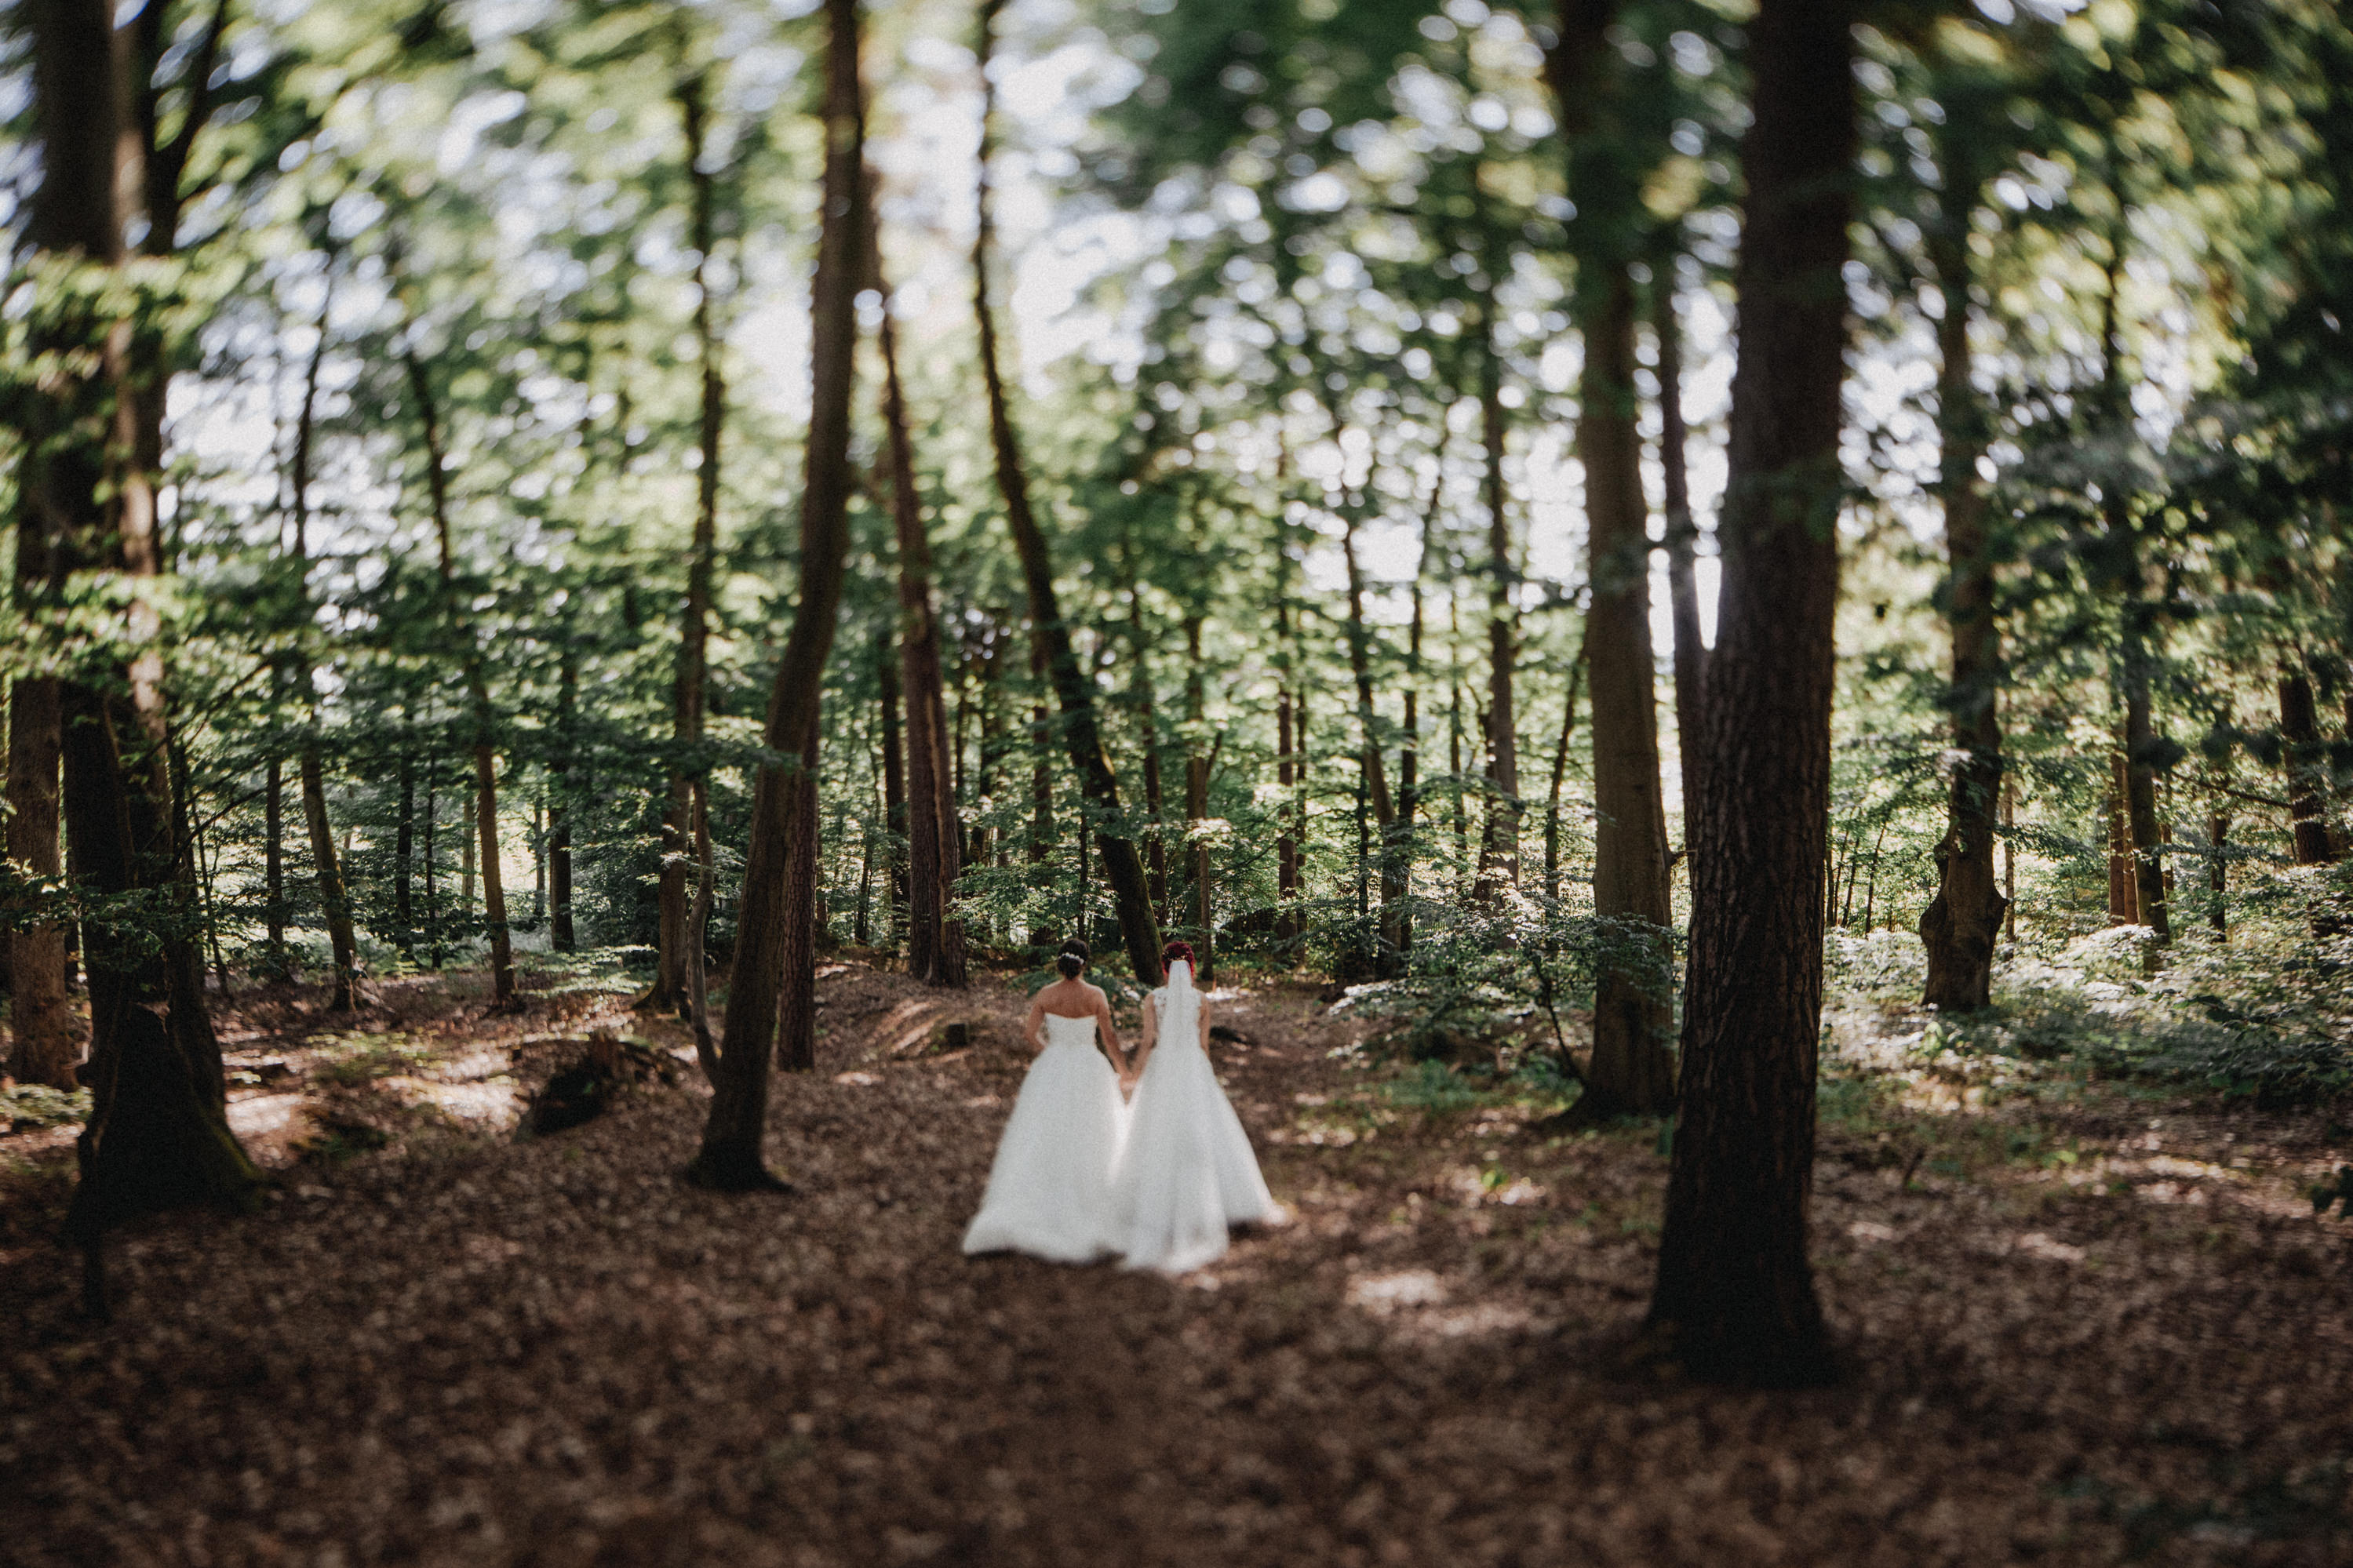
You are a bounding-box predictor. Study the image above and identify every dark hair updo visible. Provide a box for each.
[1055,938,1089,979]
[1160,940,1196,975]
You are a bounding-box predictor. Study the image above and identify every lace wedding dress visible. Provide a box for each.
[961,1012,1126,1263]
[1108,960,1281,1273]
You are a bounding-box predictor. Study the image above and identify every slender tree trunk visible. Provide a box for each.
[299,756,356,1010]
[687,0,864,1188]
[873,223,965,984]
[264,756,287,972]
[549,647,577,951]
[405,348,515,1004]
[656,69,728,1013]
[1655,274,1707,832]
[1123,573,1171,922]
[877,630,909,945]
[1544,645,1586,904]
[2106,749,2136,923]
[289,278,357,1012]
[2207,806,2229,936]
[1648,0,1852,1386]
[8,475,73,1088]
[395,751,416,954]
[461,788,476,918]
[2002,770,2017,944]
[1472,311,1521,900]
[2281,669,2333,865]
[1580,264,1677,1116]
[1337,501,1401,969]
[1918,198,2008,1009]
[1276,601,1300,948]
[1186,615,1213,978]
[974,0,1162,983]
[2122,646,2170,941]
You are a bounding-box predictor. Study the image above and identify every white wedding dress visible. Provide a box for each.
[1108,960,1282,1273]
[961,1011,1126,1263]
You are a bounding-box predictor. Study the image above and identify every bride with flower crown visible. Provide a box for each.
[1105,940,1283,1273]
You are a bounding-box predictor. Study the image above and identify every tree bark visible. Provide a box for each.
[2106,749,2136,923]
[1580,264,1677,1116]
[289,277,358,1011]
[1543,646,1587,904]
[1471,309,1521,900]
[872,227,965,984]
[1648,0,1851,1386]
[1337,497,1401,969]
[1655,275,1707,836]
[656,68,728,1013]
[686,0,865,1189]
[8,465,73,1088]
[2281,669,2333,865]
[1186,614,1214,978]
[1918,184,2009,1010]
[974,0,1162,984]
[263,756,287,973]
[549,646,577,951]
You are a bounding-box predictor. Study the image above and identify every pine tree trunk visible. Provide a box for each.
[1580,264,1677,1116]
[1472,316,1521,900]
[1655,275,1707,834]
[2281,669,2333,866]
[1544,647,1586,904]
[687,0,864,1188]
[2106,750,2136,922]
[1338,503,1401,969]
[395,753,416,954]
[1648,0,1851,1386]
[300,755,357,1011]
[2206,806,2230,935]
[1186,615,1214,978]
[1276,599,1300,949]
[1918,198,2009,1010]
[974,0,1162,983]
[2122,624,2171,943]
[656,70,727,1013]
[873,228,965,985]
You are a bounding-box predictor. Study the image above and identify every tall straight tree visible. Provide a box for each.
[973,0,1164,984]
[873,220,966,985]
[653,64,728,1015]
[1648,0,1855,1386]
[1654,274,1706,844]
[687,0,865,1189]
[1548,0,1676,1115]
[1916,102,2009,1009]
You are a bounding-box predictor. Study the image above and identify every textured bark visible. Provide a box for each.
[2106,751,2136,923]
[872,234,965,984]
[2281,671,2333,866]
[2122,628,2171,942]
[2206,807,2230,936]
[686,0,863,1189]
[1580,266,1677,1117]
[656,70,727,1013]
[1918,196,2008,1010]
[9,468,73,1087]
[974,0,1163,984]
[877,629,909,938]
[1648,0,1852,1386]
[1543,645,1586,904]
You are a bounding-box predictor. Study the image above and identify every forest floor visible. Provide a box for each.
[3,955,2351,1567]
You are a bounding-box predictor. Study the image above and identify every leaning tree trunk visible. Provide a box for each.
[1918,195,2009,1010]
[405,348,515,1005]
[974,0,1163,984]
[289,279,359,1012]
[686,0,864,1188]
[654,69,728,1013]
[1579,264,1677,1117]
[2280,668,2333,866]
[873,227,966,984]
[1648,0,1852,1387]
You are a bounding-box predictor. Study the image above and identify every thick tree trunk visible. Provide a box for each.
[2281,670,2333,866]
[656,71,728,1013]
[687,0,864,1189]
[872,233,965,984]
[974,0,1162,984]
[1918,206,2008,1010]
[1580,265,1677,1116]
[405,348,515,1005]
[1648,0,1851,1386]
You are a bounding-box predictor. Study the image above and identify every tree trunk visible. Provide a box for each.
[2122,639,2171,941]
[405,347,515,1005]
[872,226,965,985]
[1655,275,1707,835]
[2206,806,2229,936]
[877,630,909,943]
[2106,749,2136,922]
[263,755,288,973]
[1544,644,1586,904]
[1337,500,1401,969]
[1648,0,1851,1387]
[1918,198,2008,1010]
[549,647,577,952]
[2281,669,2333,865]
[395,751,416,953]
[974,0,1162,984]
[687,0,864,1189]
[299,755,357,1011]
[8,477,73,1088]
[1276,599,1301,949]
[1471,313,1521,900]
[656,69,728,1013]
[1580,264,1677,1117]
[1186,615,1213,978]
[289,277,358,1012]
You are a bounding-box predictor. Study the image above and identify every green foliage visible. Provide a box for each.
[0,1083,92,1132]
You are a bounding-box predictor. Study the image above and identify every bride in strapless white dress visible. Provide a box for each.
[961,940,1128,1263]
[1107,943,1282,1273]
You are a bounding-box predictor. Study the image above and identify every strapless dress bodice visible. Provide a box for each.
[1040,1013,1098,1050]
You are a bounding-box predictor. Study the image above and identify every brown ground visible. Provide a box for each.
[2,961,2348,1566]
